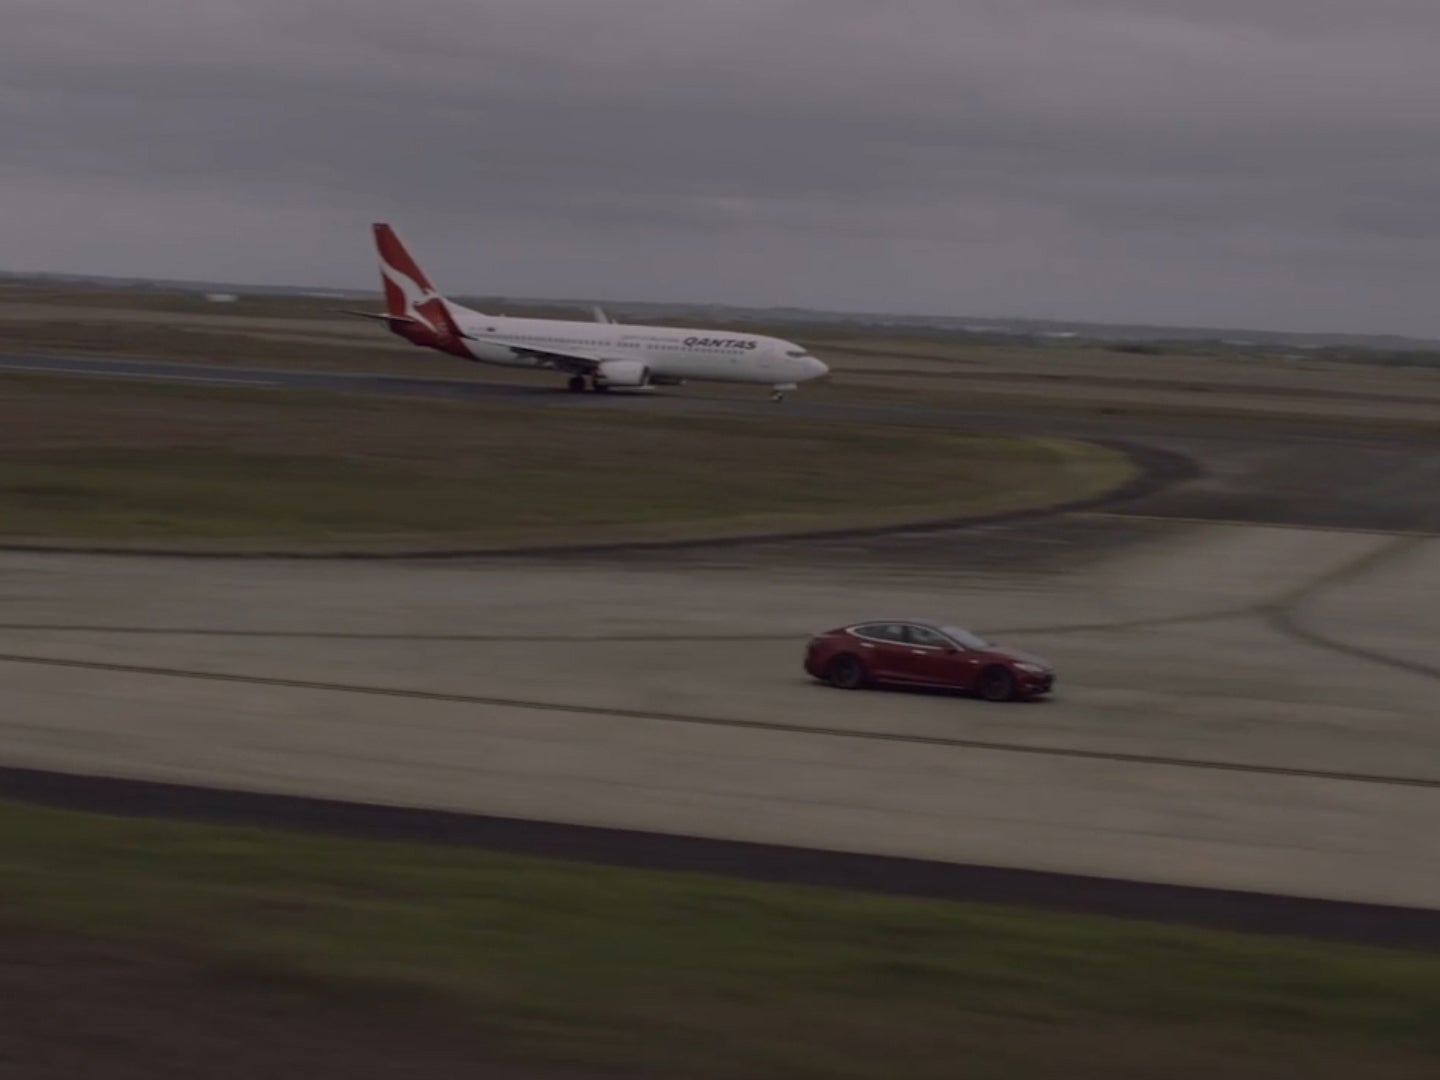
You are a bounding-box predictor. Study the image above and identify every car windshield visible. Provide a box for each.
[940,626,993,649]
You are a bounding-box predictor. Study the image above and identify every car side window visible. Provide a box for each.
[907,626,953,649]
[853,623,904,643]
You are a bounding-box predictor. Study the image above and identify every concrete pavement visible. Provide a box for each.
[0,518,1435,908]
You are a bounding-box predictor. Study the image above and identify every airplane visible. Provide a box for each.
[342,223,830,401]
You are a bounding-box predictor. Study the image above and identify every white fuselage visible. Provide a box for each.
[445,302,829,388]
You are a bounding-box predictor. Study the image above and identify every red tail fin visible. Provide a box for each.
[373,222,440,317]
[371,222,469,343]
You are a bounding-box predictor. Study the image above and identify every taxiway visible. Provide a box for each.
[0,517,1435,909]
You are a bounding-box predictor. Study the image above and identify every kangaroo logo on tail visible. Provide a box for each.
[372,223,463,346]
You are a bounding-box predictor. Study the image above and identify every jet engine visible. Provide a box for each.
[594,359,651,387]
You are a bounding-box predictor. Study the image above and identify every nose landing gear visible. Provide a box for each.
[770,382,797,402]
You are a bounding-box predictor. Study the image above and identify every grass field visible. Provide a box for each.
[0,375,1135,550]
[1,798,1437,1079]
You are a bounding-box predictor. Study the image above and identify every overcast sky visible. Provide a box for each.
[5,1,1440,335]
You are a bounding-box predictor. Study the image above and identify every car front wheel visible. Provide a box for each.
[976,666,1016,702]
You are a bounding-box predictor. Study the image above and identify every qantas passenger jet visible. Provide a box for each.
[344,224,829,400]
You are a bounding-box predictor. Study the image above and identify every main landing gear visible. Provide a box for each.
[567,375,611,394]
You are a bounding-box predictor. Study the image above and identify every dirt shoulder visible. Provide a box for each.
[0,927,602,1080]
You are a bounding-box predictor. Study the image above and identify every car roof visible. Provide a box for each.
[847,618,952,629]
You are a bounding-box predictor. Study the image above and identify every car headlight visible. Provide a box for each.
[1014,662,1048,675]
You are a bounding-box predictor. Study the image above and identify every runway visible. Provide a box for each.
[0,352,548,400]
[5,350,1438,447]
[2,348,1438,926]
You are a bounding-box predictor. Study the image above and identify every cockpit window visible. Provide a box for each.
[785,349,811,358]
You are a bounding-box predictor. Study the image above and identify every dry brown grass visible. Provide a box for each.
[0,375,1133,550]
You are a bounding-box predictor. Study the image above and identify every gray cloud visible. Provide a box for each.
[4,1,1440,334]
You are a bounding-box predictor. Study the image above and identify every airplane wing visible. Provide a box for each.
[341,307,605,374]
[472,334,604,375]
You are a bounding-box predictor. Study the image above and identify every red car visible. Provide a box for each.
[804,619,1055,702]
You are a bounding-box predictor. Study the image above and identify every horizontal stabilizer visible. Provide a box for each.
[336,309,418,325]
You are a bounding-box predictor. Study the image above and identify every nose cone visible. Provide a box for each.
[801,355,829,381]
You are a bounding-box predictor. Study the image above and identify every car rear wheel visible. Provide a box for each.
[976,666,1016,702]
[825,653,868,690]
